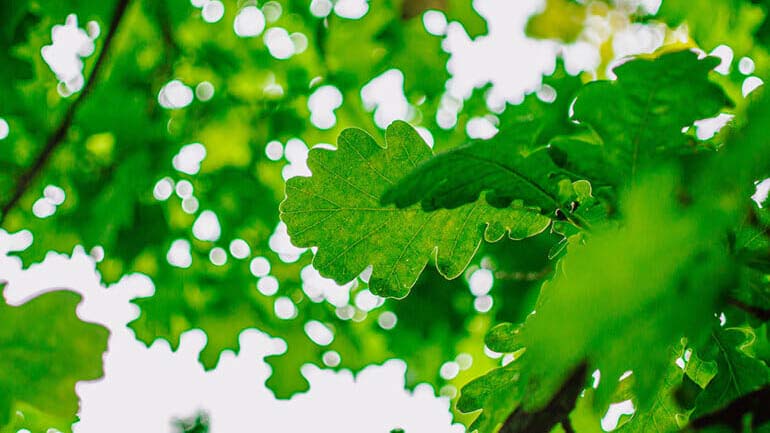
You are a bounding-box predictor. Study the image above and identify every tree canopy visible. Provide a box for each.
[2,0,770,432]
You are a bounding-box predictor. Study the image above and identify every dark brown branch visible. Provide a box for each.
[727,298,770,322]
[500,363,587,433]
[689,385,770,431]
[0,0,131,226]
[561,419,576,433]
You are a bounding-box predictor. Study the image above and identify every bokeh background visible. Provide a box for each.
[1,0,765,431]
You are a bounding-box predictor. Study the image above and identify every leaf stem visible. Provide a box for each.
[0,0,131,226]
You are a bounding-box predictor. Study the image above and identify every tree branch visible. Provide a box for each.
[561,419,576,433]
[727,298,770,322]
[0,0,131,226]
[499,363,587,433]
[689,385,770,431]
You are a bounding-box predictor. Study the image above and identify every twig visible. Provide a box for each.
[495,266,552,282]
[727,298,770,322]
[499,363,587,433]
[0,0,131,226]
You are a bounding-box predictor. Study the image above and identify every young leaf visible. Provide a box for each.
[280,121,550,298]
[526,0,587,43]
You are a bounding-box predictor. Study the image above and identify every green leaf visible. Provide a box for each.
[485,322,522,354]
[571,50,731,182]
[689,384,770,431]
[567,389,604,433]
[656,0,766,58]
[547,136,621,189]
[692,327,770,417]
[685,349,719,390]
[732,204,770,318]
[514,171,733,413]
[457,359,524,433]
[458,360,587,433]
[382,143,571,212]
[381,69,583,214]
[281,121,550,298]
[618,347,689,432]
[323,0,448,99]
[0,291,108,432]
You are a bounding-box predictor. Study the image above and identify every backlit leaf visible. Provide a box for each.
[281,121,550,298]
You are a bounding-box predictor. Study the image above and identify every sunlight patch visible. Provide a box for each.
[41,14,98,95]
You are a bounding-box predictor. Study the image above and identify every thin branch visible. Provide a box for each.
[154,0,180,63]
[727,298,770,322]
[0,0,131,226]
[499,363,587,433]
[495,266,552,282]
[689,385,770,431]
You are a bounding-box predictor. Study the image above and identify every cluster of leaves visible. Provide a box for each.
[3,0,770,432]
[0,0,496,429]
[281,5,770,433]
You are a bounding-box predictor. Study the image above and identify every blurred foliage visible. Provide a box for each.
[3,0,770,432]
[173,411,210,433]
[0,0,499,428]
[526,0,587,43]
[0,292,108,433]
[282,4,770,433]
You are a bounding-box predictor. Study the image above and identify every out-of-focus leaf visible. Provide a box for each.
[0,291,108,432]
[324,0,448,99]
[617,348,689,432]
[526,0,586,43]
[446,0,488,37]
[515,171,734,413]
[656,0,766,58]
